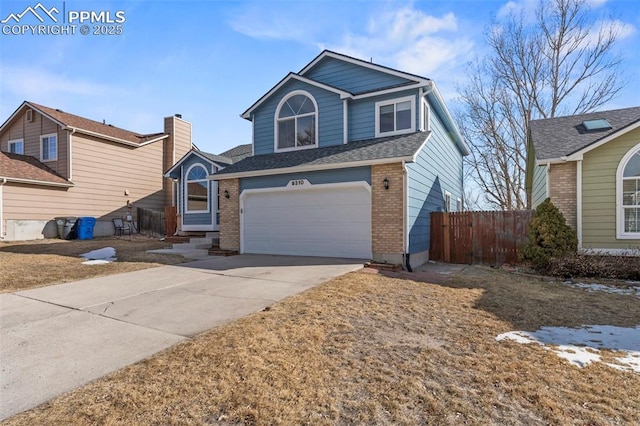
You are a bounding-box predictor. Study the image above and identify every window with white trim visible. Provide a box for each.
[421,98,430,132]
[444,191,452,212]
[375,95,416,137]
[456,198,463,212]
[186,164,209,213]
[41,134,57,161]
[275,91,317,151]
[620,147,640,235]
[8,139,23,154]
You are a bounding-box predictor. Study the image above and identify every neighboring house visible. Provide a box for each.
[526,106,640,254]
[163,144,251,232]
[212,50,469,268]
[0,101,192,240]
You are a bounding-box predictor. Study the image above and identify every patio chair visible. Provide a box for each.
[113,218,131,236]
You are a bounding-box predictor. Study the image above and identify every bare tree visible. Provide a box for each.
[458,0,625,210]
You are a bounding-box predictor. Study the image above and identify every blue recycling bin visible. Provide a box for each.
[77,217,96,240]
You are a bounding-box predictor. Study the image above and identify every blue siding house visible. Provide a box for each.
[214,50,468,268]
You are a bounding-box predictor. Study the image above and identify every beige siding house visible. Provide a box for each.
[0,101,192,240]
[526,106,640,254]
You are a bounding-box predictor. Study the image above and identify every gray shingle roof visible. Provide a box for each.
[198,151,233,166]
[530,106,640,160]
[219,143,252,163]
[215,132,428,177]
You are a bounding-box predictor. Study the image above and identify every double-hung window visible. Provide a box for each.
[41,134,57,161]
[8,139,23,154]
[275,91,317,151]
[375,95,416,137]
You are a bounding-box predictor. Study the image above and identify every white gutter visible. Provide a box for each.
[402,161,409,270]
[576,159,583,249]
[210,155,415,180]
[0,178,5,239]
[0,177,74,188]
[64,126,168,147]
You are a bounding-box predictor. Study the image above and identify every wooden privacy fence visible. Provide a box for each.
[430,210,534,265]
[137,207,166,236]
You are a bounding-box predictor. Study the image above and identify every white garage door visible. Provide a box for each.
[241,183,372,259]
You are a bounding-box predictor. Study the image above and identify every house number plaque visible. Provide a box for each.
[286,179,311,187]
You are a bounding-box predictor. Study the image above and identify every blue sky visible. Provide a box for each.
[1,0,638,154]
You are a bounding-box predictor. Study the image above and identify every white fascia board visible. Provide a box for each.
[210,156,415,180]
[241,73,352,119]
[165,149,230,177]
[349,82,430,100]
[427,82,469,155]
[1,176,74,187]
[300,50,429,84]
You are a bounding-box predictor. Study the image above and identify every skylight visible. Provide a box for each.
[582,119,612,131]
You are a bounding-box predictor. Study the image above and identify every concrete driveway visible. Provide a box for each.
[0,254,363,421]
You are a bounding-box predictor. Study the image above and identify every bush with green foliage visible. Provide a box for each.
[521,198,577,270]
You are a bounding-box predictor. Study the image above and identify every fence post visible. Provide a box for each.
[443,212,450,263]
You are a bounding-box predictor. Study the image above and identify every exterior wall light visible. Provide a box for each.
[224,189,230,199]
[383,177,389,190]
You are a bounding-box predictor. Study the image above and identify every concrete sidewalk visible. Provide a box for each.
[0,255,363,421]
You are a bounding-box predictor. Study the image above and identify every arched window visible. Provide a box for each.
[275,91,317,151]
[186,164,209,212]
[617,144,640,237]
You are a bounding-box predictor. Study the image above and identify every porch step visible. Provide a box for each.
[164,235,191,244]
[170,232,220,250]
[208,245,238,256]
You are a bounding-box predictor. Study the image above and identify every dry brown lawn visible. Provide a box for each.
[0,236,185,293]
[4,265,639,425]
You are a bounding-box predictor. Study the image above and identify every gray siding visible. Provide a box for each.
[304,56,413,94]
[406,106,464,254]
[240,167,371,192]
[348,89,420,141]
[532,164,548,208]
[252,80,343,155]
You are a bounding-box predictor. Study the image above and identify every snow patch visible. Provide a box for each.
[80,247,117,265]
[497,325,640,373]
[563,281,640,298]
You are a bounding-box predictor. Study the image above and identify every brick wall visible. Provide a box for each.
[218,178,240,251]
[371,163,404,258]
[549,162,577,230]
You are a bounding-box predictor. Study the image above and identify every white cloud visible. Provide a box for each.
[228,3,318,42]
[497,0,538,19]
[0,65,124,100]
[326,6,474,79]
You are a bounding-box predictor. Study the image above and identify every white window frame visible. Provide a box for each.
[421,97,430,132]
[444,191,452,212]
[374,95,416,138]
[456,197,463,212]
[40,133,57,162]
[616,142,640,239]
[274,90,319,153]
[8,139,24,154]
[184,163,210,214]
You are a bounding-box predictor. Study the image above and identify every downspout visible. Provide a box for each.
[343,99,348,144]
[576,159,583,250]
[402,161,411,272]
[0,178,6,239]
[68,128,76,181]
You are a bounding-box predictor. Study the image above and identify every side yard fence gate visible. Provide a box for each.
[429,210,534,265]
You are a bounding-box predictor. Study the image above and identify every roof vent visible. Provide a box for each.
[26,109,34,122]
[175,113,182,119]
[582,119,612,131]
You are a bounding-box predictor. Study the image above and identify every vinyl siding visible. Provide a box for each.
[531,164,548,208]
[3,133,166,222]
[348,90,420,141]
[252,80,343,155]
[406,107,464,254]
[0,108,69,179]
[240,167,371,192]
[581,126,640,249]
[304,56,413,94]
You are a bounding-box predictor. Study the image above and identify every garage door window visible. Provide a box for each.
[276,90,317,152]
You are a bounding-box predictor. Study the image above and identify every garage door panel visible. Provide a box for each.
[242,185,372,259]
